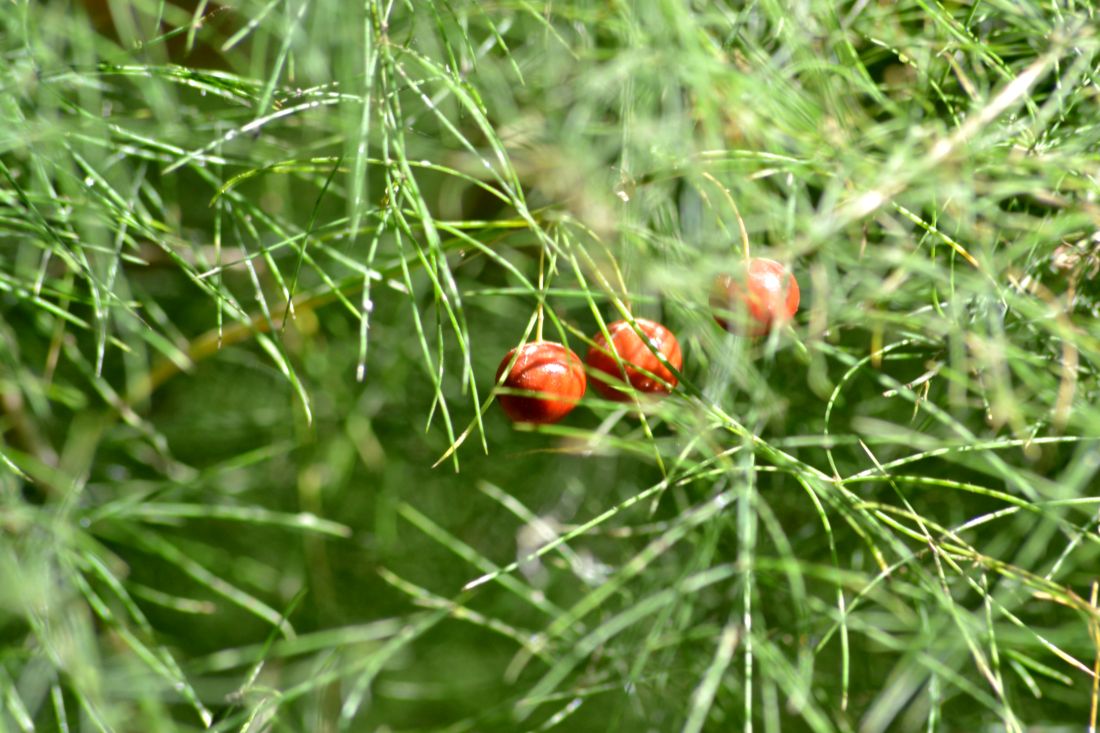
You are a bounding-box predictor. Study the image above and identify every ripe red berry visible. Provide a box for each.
[711,258,800,336]
[586,318,682,401]
[496,341,586,424]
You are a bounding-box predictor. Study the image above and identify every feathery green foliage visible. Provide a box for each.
[2,0,1100,731]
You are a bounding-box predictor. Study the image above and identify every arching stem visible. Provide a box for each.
[536,244,545,342]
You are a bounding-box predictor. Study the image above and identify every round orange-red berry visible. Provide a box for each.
[496,341,586,424]
[711,258,800,336]
[586,318,682,401]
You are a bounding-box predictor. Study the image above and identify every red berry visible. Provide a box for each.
[496,341,586,424]
[711,258,800,336]
[586,318,682,401]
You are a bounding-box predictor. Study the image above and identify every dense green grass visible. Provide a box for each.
[2,0,1100,730]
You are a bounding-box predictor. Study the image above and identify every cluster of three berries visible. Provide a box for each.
[497,258,800,424]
